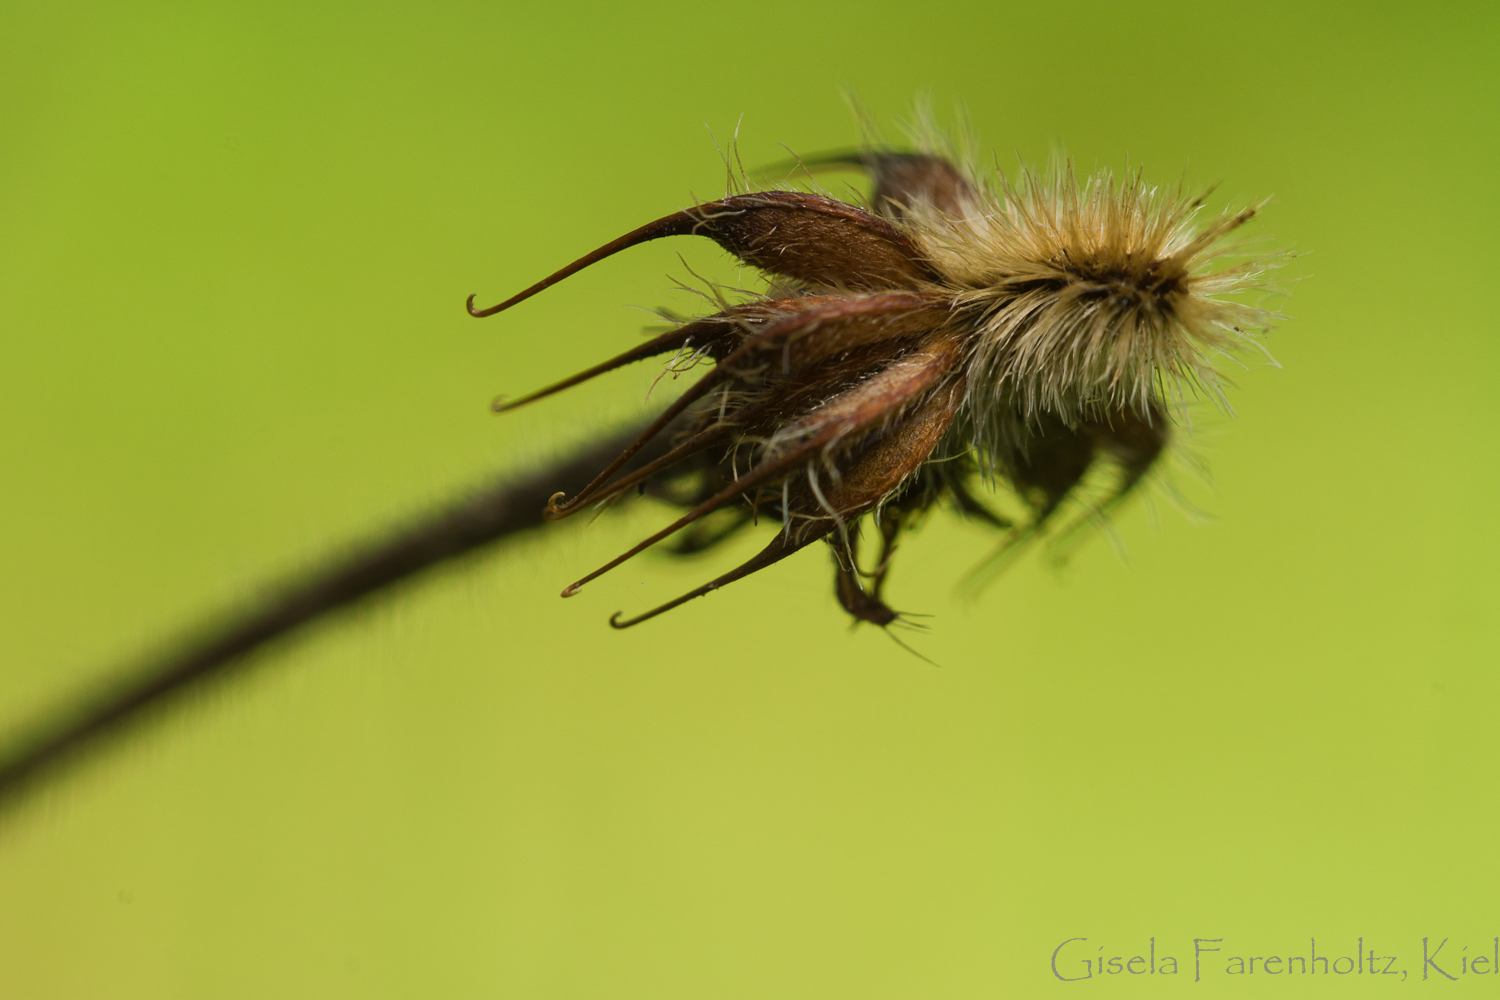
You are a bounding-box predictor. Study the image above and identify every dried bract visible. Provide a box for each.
[468,135,1283,630]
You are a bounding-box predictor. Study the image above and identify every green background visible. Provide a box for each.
[1,0,1496,996]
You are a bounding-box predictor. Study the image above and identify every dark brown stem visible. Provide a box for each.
[0,423,669,812]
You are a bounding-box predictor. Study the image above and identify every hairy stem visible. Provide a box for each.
[0,423,666,812]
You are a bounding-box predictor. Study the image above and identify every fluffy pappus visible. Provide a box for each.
[918,162,1277,435]
[467,125,1286,632]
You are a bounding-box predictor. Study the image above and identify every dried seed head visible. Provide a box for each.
[468,118,1290,631]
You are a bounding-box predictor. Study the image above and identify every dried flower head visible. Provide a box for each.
[467,124,1284,631]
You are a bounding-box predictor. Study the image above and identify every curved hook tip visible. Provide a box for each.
[542,491,572,521]
[467,293,510,317]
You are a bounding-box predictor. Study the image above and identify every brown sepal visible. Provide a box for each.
[467,191,938,318]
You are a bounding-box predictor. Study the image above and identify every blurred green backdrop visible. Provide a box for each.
[1,0,1496,996]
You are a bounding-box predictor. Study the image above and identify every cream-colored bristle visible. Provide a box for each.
[901,158,1282,465]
